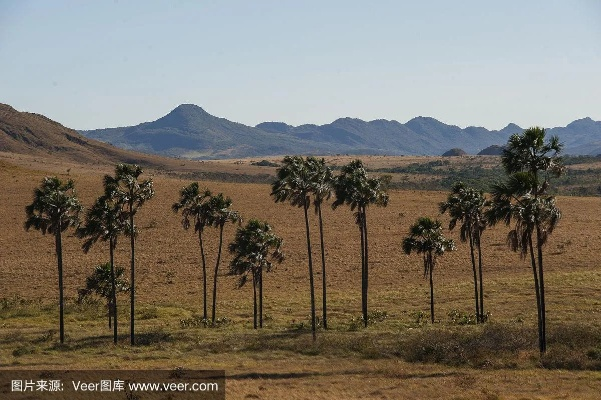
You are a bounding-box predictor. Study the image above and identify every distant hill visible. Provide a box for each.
[73,104,601,159]
[0,103,167,166]
[442,148,467,157]
[478,145,505,156]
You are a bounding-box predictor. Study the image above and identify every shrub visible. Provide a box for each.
[348,310,388,331]
[180,315,230,328]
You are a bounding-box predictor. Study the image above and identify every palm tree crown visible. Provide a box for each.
[306,156,334,211]
[402,217,455,273]
[78,194,127,253]
[271,155,313,206]
[229,220,284,281]
[25,177,82,234]
[331,160,389,215]
[172,182,213,232]
[208,193,241,229]
[439,182,488,242]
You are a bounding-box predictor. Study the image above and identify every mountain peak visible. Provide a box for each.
[152,104,212,130]
[567,117,595,128]
[170,103,208,115]
[498,123,522,135]
[407,116,438,124]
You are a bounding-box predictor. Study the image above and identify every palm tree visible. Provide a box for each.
[207,193,241,324]
[440,182,489,322]
[332,160,389,327]
[106,164,154,346]
[24,177,82,343]
[271,156,318,339]
[402,217,456,323]
[306,157,334,330]
[486,127,563,353]
[77,194,127,343]
[78,263,129,329]
[229,219,284,328]
[172,182,213,320]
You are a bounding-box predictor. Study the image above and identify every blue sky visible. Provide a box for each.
[1,0,600,130]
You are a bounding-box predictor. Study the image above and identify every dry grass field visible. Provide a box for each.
[1,151,601,399]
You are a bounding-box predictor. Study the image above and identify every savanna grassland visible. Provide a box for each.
[1,151,601,399]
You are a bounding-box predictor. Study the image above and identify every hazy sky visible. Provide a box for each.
[1,0,600,130]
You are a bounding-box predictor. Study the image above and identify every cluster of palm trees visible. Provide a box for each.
[25,127,563,354]
[172,183,242,324]
[25,164,154,345]
[402,127,563,354]
[271,156,390,340]
[172,183,284,329]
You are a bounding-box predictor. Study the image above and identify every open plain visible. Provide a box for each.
[1,151,601,399]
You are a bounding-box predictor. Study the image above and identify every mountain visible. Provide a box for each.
[81,104,337,159]
[547,118,601,156]
[442,148,467,157]
[77,104,601,159]
[0,103,166,166]
[477,145,505,156]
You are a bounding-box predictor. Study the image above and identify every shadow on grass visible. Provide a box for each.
[229,370,465,381]
[46,330,178,351]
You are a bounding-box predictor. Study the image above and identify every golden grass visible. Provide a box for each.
[1,152,601,399]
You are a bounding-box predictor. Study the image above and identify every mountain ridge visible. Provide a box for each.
[9,103,600,159]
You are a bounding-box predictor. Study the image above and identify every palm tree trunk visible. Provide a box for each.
[317,204,328,330]
[252,273,257,329]
[129,207,135,346]
[362,207,369,327]
[211,225,225,324]
[358,208,366,327]
[198,230,208,320]
[429,252,435,324]
[468,229,480,323]
[477,233,485,323]
[303,197,316,341]
[55,227,65,343]
[536,225,547,353]
[528,236,543,354]
[110,238,118,344]
[259,267,263,328]
[108,300,112,329]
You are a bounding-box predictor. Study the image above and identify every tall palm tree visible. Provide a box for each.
[229,219,284,329]
[402,217,456,323]
[78,263,129,329]
[307,157,334,330]
[207,193,241,324]
[106,164,154,345]
[25,177,82,343]
[332,160,389,327]
[440,181,489,322]
[172,182,213,320]
[486,127,563,353]
[77,194,127,343]
[271,156,318,339]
